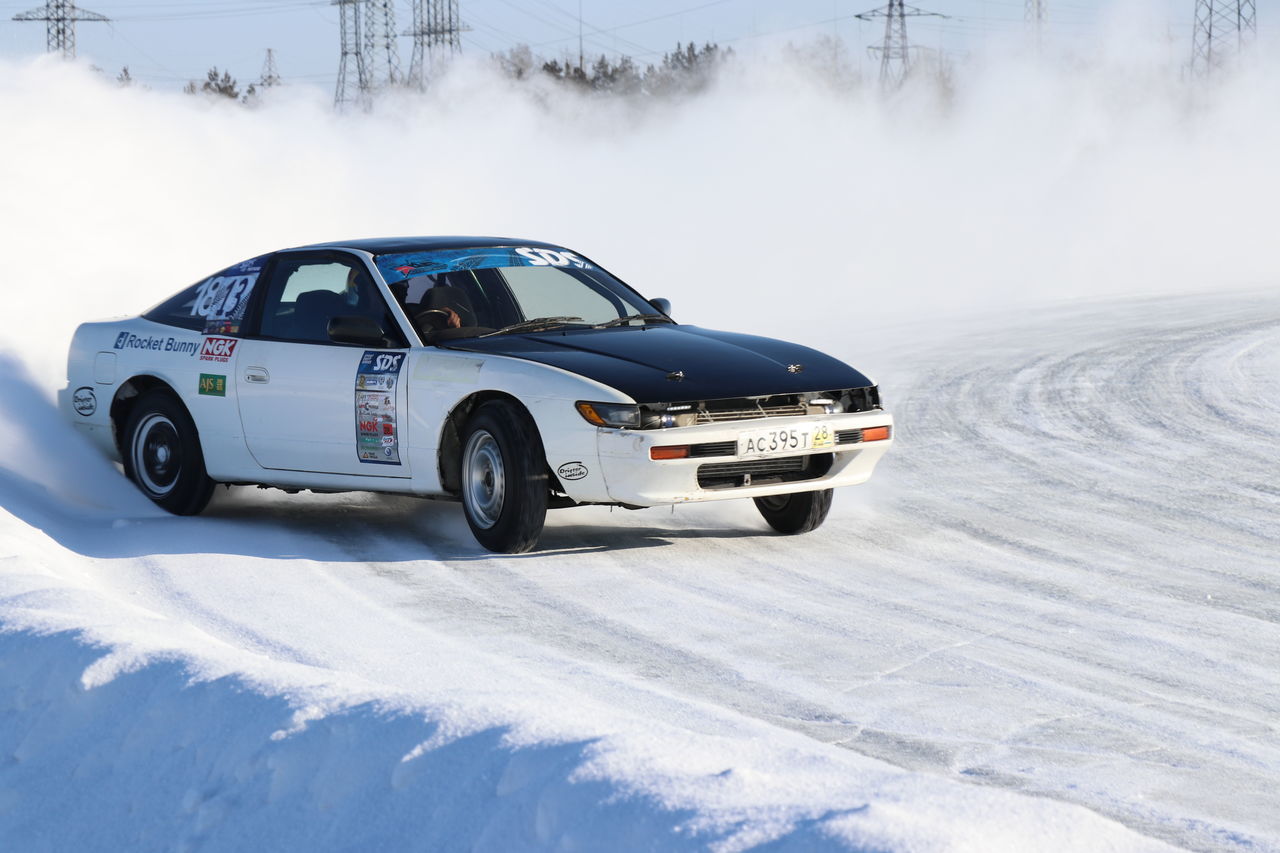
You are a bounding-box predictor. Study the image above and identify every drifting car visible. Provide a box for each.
[60,237,893,553]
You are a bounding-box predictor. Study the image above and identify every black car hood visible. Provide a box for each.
[443,324,872,403]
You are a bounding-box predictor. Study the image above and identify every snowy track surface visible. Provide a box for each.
[2,292,1278,851]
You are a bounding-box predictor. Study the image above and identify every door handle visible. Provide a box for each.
[244,367,270,384]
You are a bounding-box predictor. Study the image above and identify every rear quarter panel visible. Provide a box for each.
[63,318,252,476]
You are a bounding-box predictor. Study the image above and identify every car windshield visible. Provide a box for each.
[374,246,667,339]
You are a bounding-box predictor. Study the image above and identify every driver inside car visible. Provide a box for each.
[392,274,469,337]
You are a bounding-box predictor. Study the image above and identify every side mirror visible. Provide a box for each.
[328,315,388,347]
[650,297,672,317]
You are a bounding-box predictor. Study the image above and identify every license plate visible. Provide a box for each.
[737,423,835,457]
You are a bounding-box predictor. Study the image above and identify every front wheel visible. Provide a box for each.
[122,389,216,515]
[460,401,548,553]
[753,489,833,535]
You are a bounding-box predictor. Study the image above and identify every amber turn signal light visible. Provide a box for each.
[650,445,690,460]
[862,426,892,442]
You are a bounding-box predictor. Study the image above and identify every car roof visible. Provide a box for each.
[285,236,567,255]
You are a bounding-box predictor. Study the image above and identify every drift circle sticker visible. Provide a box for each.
[557,462,588,481]
[72,386,97,417]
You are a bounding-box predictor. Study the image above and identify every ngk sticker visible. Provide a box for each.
[199,336,239,363]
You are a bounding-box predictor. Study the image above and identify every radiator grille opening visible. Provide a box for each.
[693,403,808,424]
[696,453,833,490]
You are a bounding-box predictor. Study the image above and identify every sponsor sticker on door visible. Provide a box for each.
[355,351,405,465]
[198,374,227,397]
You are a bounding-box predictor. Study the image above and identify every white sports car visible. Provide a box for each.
[61,237,893,552]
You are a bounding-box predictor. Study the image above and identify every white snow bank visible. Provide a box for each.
[0,629,713,852]
[0,627,1176,853]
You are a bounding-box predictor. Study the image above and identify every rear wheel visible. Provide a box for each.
[753,489,833,535]
[122,389,216,515]
[460,401,548,553]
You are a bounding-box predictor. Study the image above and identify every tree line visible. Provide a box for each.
[128,41,732,104]
[496,41,733,97]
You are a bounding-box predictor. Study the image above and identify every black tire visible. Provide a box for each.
[459,401,548,553]
[121,389,216,516]
[753,488,833,535]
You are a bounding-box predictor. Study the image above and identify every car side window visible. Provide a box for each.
[143,280,207,331]
[256,257,405,347]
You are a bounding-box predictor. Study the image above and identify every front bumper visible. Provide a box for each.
[594,410,893,506]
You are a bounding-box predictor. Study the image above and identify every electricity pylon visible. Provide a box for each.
[259,48,282,88]
[406,0,467,90]
[1190,0,1256,76]
[363,0,402,88]
[1026,0,1047,49]
[855,0,946,89]
[334,0,369,109]
[12,0,108,60]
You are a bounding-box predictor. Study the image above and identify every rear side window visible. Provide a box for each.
[143,255,268,334]
[143,281,207,331]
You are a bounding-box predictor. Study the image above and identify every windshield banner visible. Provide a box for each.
[375,246,593,283]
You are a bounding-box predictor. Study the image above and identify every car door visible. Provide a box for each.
[234,251,412,478]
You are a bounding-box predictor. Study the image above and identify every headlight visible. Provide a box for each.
[575,401,641,428]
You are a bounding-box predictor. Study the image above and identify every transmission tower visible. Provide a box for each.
[855,0,946,89]
[334,0,369,109]
[1026,0,1047,48]
[12,1,108,60]
[363,0,402,88]
[1190,0,1256,76]
[406,0,466,90]
[259,48,282,88]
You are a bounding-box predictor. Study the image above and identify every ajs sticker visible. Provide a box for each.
[355,351,405,465]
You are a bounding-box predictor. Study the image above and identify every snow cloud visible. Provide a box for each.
[2,35,1276,388]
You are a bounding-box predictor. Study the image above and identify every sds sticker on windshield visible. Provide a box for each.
[514,247,591,268]
[355,351,405,465]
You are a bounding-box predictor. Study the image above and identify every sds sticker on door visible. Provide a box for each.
[355,351,405,465]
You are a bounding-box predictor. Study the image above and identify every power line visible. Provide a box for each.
[105,2,327,23]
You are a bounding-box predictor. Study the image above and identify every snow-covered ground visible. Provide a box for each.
[3,290,1276,851]
[5,39,1280,851]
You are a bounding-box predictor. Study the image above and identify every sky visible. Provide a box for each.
[0,0,1230,92]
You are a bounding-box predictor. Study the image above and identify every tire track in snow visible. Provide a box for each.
[309,293,1280,852]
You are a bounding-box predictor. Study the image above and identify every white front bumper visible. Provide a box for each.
[593,410,894,506]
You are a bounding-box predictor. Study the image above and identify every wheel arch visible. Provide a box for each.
[437,391,551,495]
[110,375,195,458]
